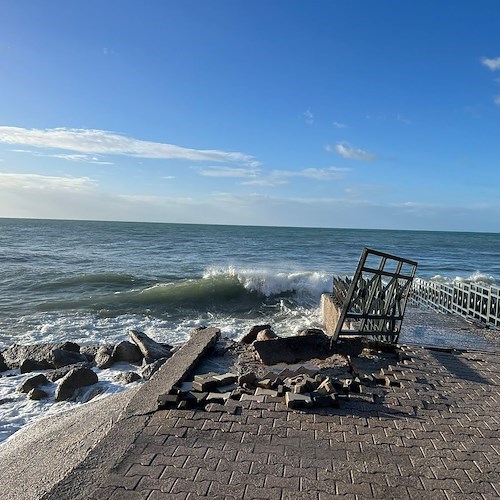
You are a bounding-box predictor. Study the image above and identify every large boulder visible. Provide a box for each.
[94,345,114,369]
[256,329,278,342]
[112,340,142,363]
[49,349,88,369]
[55,367,98,401]
[19,359,48,374]
[140,358,168,381]
[18,374,49,393]
[2,342,81,369]
[113,371,141,384]
[129,330,172,361]
[46,362,94,382]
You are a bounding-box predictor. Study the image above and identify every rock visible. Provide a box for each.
[79,345,99,359]
[27,388,48,400]
[2,342,83,370]
[49,348,89,368]
[94,345,114,369]
[140,357,168,381]
[129,330,173,361]
[256,329,278,342]
[20,359,48,373]
[55,367,98,401]
[0,353,7,372]
[112,340,143,363]
[18,374,48,393]
[113,371,141,384]
[253,334,331,365]
[46,362,94,382]
[240,324,272,344]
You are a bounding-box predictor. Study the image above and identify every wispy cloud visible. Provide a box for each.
[273,166,350,180]
[12,148,114,165]
[0,126,258,166]
[333,142,377,161]
[0,172,96,191]
[333,121,347,129]
[241,178,288,187]
[481,56,500,71]
[495,96,500,106]
[196,166,260,178]
[302,110,314,126]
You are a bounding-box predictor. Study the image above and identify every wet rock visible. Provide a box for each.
[27,388,48,400]
[18,373,49,393]
[240,324,271,344]
[238,371,257,387]
[298,328,327,336]
[46,362,94,382]
[0,353,7,372]
[129,330,173,361]
[113,371,141,384]
[94,345,114,369]
[112,340,143,363]
[55,367,98,401]
[140,357,168,381]
[20,359,49,373]
[49,348,88,368]
[256,329,278,342]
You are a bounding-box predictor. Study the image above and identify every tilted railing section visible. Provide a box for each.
[411,278,500,329]
[333,248,418,344]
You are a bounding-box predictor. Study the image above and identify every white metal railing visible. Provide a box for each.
[411,278,500,329]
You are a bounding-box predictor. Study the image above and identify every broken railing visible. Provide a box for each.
[410,278,500,329]
[322,248,418,344]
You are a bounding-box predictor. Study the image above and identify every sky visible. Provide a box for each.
[0,0,499,232]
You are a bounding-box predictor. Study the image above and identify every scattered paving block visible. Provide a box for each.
[316,378,336,395]
[213,372,238,385]
[194,372,218,382]
[240,394,265,402]
[285,392,313,409]
[216,383,238,393]
[192,377,219,392]
[255,388,278,397]
[256,378,274,389]
[311,392,339,408]
[158,393,179,409]
[206,392,231,404]
[277,384,285,397]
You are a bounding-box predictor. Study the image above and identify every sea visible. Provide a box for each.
[0,218,499,442]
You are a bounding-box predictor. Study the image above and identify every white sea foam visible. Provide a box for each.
[431,271,497,286]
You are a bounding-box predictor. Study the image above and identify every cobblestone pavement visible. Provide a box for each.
[92,346,500,500]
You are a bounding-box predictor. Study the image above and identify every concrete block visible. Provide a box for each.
[285,392,313,409]
[255,388,278,397]
[157,393,179,409]
[213,372,238,385]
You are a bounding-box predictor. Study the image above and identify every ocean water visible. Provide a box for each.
[0,218,499,442]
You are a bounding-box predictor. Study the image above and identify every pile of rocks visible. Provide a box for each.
[0,329,174,402]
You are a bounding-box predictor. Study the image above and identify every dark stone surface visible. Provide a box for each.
[49,348,89,368]
[113,371,141,384]
[55,367,99,401]
[253,333,332,364]
[112,340,143,363]
[46,362,94,382]
[27,388,49,400]
[18,373,49,393]
[140,358,168,381]
[2,343,81,369]
[95,345,114,369]
[0,352,8,372]
[129,330,172,361]
[20,359,49,373]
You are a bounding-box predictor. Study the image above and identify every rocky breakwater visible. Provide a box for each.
[0,330,175,403]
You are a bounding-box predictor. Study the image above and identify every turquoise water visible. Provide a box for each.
[0,218,499,348]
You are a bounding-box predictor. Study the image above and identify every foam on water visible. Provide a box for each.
[430,271,497,285]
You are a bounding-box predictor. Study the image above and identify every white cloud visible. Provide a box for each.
[495,95,500,106]
[302,110,314,126]
[334,142,377,161]
[196,166,260,178]
[0,172,96,191]
[481,56,500,70]
[273,167,350,180]
[333,121,347,129]
[241,178,288,187]
[12,148,114,165]
[0,126,258,165]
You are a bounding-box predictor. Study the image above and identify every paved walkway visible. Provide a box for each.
[90,345,500,500]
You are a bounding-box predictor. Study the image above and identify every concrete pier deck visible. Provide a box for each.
[46,342,499,500]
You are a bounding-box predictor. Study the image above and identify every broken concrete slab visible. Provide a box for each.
[285,392,313,409]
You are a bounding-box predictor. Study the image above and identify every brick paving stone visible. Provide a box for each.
[170,478,211,496]
[108,488,150,499]
[135,476,175,493]
[100,473,140,490]
[245,485,282,499]
[126,464,165,479]
[208,481,246,498]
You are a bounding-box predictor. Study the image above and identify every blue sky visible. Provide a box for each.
[0,0,499,231]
